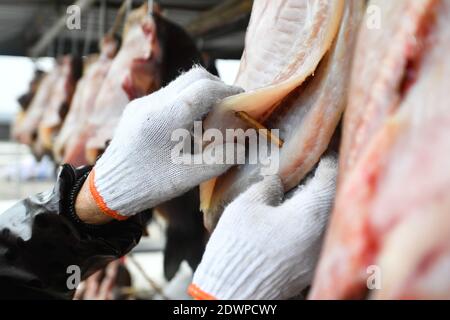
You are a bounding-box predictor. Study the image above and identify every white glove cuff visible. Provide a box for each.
[191,233,292,300]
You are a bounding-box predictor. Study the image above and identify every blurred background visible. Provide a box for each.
[0,0,246,299]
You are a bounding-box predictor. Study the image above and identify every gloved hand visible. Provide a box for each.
[189,155,338,300]
[89,67,243,220]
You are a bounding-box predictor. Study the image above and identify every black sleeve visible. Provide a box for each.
[0,164,151,300]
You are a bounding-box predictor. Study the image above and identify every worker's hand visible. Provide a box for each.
[88,67,243,220]
[189,155,338,300]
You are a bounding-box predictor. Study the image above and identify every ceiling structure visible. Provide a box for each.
[0,0,252,60]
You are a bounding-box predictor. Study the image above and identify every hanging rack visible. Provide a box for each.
[29,0,97,58]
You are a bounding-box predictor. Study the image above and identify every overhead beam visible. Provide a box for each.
[0,0,74,5]
[29,0,96,57]
[191,29,245,59]
[157,0,222,10]
[186,0,252,37]
[84,0,222,11]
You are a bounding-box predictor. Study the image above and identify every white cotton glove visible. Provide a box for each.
[189,155,338,300]
[89,67,243,220]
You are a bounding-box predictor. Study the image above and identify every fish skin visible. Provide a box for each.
[200,0,345,217]
[11,71,46,143]
[310,0,450,300]
[202,0,363,231]
[82,8,203,164]
[55,36,119,166]
[272,0,364,192]
[84,10,162,164]
[371,207,450,300]
[235,0,345,93]
[15,67,60,147]
[37,56,83,154]
[339,0,438,177]
[55,54,115,166]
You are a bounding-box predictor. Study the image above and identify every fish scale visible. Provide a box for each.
[310,0,450,300]
[200,0,363,231]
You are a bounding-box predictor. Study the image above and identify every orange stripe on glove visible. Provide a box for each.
[88,170,129,221]
[188,284,217,300]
